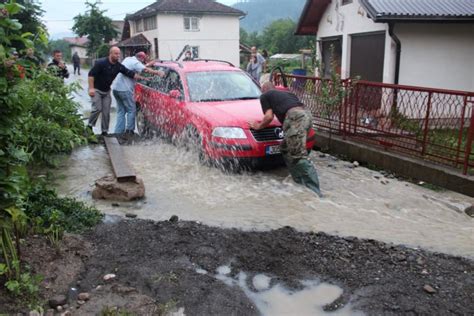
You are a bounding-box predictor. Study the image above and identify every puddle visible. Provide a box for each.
[211,265,361,316]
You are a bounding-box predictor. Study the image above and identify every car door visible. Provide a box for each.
[161,70,186,136]
[142,66,169,128]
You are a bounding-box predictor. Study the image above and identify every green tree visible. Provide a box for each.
[240,27,249,46]
[72,1,117,57]
[48,39,71,61]
[1,0,49,54]
[261,18,312,54]
[247,31,262,49]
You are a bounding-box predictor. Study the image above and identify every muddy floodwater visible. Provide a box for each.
[54,139,474,258]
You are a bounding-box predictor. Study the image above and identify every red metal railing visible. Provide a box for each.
[275,74,474,175]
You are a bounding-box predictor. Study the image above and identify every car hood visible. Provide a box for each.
[188,99,280,128]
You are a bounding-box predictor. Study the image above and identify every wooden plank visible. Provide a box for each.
[104,137,136,182]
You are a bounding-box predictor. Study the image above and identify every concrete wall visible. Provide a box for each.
[314,133,474,197]
[316,0,396,83]
[131,14,240,66]
[396,23,474,92]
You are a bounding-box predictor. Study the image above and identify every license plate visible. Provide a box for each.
[265,145,281,155]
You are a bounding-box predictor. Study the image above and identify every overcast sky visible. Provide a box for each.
[41,0,237,38]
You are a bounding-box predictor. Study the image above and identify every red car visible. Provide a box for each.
[135,59,316,168]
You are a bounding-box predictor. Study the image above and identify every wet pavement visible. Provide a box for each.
[58,69,474,259]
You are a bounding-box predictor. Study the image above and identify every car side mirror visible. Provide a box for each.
[169,89,181,99]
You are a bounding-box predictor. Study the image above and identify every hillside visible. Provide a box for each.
[232,0,306,33]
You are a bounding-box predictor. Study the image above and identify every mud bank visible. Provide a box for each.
[2,218,472,315]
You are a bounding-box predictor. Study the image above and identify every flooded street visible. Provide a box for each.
[59,71,474,259]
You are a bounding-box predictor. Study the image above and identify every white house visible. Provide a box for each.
[296,0,474,92]
[63,37,89,64]
[119,0,245,66]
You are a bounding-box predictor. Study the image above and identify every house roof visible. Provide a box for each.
[63,37,89,47]
[269,54,301,60]
[361,0,474,22]
[295,0,474,35]
[295,0,331,35]
[112,20,125,36]
[127,0,245,20]
[116,33,151,48]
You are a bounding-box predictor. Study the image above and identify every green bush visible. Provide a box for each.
[10,72,88,165]
[24,184,103,233]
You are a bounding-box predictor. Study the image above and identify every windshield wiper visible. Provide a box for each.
[196,98,225,102]
[226,96,259,100]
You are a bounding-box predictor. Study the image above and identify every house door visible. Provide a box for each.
[350,32,385,117]
[350,32,385,82]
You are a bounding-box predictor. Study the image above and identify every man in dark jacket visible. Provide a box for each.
[47,49,69,79]
[87,46,144,136]
[72,52,81,75]
[248,82,322,196]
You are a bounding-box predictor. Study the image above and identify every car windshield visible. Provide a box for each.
[187,71,261,102]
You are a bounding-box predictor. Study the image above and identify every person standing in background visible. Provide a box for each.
[250,46,266,82]
[72,52,81,75]
[246,54,259,82]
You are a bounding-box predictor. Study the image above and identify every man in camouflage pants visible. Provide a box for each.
[248,82,322,196]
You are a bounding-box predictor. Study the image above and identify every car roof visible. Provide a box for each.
[153,60,239,73]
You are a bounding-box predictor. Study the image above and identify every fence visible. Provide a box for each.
[275,74,474,175]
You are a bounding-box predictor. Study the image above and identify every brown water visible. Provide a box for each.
[54,139,474,258]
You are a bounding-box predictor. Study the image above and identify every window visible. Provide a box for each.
[165,71,183,97]
[191,46,199,58]
[321,37,342,78]
[184,16,200,31]
[342,0,352,5]
[154,38,159,59]
[187,71,261,102]
[144,16,156,31]
[135,19,143,32]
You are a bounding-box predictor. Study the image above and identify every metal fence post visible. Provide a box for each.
[353,83,360,134]
[456,96,468,168]
[421,92,432,156]
[340,79,346,137]
[463,101,474,175]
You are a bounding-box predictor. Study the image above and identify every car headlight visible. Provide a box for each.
[212,127,247,139]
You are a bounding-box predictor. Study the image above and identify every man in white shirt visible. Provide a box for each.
[112,52,164,135]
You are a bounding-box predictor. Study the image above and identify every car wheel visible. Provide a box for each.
[136,105,151,138]
[184,126,207,163]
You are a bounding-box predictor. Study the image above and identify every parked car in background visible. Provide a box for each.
[135,59,316,168]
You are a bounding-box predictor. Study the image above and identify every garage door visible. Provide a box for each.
[350,32,385,82]
[350,32,385,111]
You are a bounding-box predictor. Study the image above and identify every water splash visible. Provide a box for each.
[54,140,474,257]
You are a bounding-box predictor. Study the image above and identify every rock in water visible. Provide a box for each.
[92,175,145,201]
[465,205,474,217]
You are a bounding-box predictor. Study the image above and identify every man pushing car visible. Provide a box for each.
[248,82,322,196]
